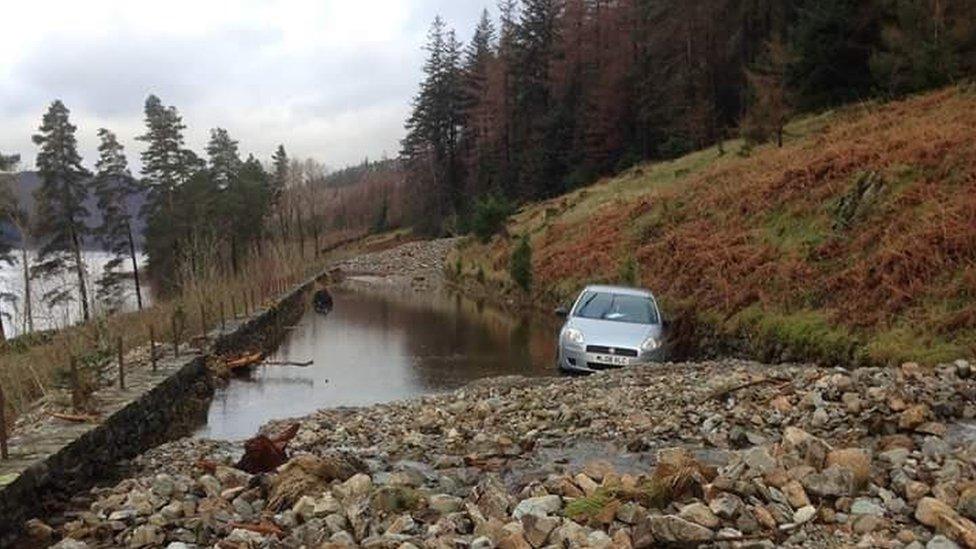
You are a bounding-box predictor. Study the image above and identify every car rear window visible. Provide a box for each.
[573,291,659,324]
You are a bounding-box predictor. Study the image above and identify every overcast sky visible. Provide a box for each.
[0,0,487,172]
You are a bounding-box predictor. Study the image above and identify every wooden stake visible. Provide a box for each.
[231,295,237,319]
[242,291,249,315]
[69,356,81,412]
[220,301,226,331]
[172,313,180,358]
[0,384,8,460]
[149,326,157,372]
[250,288,256,311]
[199,301,207,337]
[117,336,125,390]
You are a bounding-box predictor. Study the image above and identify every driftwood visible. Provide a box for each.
[225,352,264,370]
[704,377,790,402]
[235,423,300,474]
[262,360,313,367]
[51,412,99,423]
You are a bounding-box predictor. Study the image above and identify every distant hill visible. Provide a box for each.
[2,171,147,248]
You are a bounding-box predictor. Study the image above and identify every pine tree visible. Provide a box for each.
[92,128,143,311]
[0,153,35,334]
[0,155,21,339]
[513,0,562,197]
[461,10,499,196]
[31,100,92,321]
[402,16,466,232]
[870,0,976,96]
[206,127,244,272]
[271,144,289,203]
[137,95,204,291]
[138,95,198,212]
[787,0,880,109]
[206,127,242,190]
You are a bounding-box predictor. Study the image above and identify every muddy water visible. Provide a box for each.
[196,287,561,440]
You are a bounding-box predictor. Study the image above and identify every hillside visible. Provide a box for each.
[1,172,146,247]
[450,86,976,367]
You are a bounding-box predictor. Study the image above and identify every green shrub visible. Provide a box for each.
[471,194,514,243]
[510,236,533,291]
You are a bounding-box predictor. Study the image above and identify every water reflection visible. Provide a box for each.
[196,286,560,440]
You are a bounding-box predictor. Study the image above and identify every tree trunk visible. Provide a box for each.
[295,208,305,260]
[21,246,32,334]
[70,226,90,322]
[230,237,240,274]
[126,222,143,310]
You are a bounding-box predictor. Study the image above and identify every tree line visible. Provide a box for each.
[400,0,976,235]
[0,97,295,338]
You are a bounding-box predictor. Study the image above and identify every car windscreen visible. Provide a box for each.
[572,291,659,324]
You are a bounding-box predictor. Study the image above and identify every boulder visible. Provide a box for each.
[802,466,854,497]
[647,515,714,543]
[512,495,562,519]
[680,502,720,528]
[899,405,930,431]
[521,514,560,548]
[826,448,871,489]
[915,497,976,548]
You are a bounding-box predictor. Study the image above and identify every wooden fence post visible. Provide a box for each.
[172,314,180,358]
[199,301,207,337]
[0,384,8,460]
[69,356,81,412]
[117,336,125,390]
[149,326,157,372]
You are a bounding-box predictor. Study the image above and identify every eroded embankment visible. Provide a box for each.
[0,277,314,543]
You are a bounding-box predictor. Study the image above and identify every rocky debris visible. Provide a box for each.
[330,237,462,293]
[35,358,976,548]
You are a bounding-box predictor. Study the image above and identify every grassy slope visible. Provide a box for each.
[451,86,976,366]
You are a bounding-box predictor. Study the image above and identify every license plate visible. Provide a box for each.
[591,354,630,366]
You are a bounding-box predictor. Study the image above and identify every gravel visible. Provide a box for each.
[26,357,976,548]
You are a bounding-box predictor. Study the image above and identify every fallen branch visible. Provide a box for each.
[225,352,264,370]
[51,412,99,423]
[704,377,790,402]
[262,360,313,367]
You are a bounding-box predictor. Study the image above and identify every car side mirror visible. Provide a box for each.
[554,306,569,318]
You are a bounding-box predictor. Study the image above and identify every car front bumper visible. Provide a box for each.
[557,345,666,373]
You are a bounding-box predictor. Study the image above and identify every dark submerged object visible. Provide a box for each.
[313,288,334,314]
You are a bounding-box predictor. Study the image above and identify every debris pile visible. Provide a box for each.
[35,358,976,548]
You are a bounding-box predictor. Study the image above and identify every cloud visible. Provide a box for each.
[0,0,487,171]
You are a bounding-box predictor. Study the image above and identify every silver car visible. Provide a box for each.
[555,285,666,373]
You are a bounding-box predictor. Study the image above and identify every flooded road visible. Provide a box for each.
[196,287,561,440]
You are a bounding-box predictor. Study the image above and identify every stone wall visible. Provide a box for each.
[0,278,314,540]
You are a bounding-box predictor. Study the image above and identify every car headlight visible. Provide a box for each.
[640,336,660,352]
[562,328,585,347]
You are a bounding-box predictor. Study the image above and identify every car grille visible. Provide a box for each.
[586,345,638,357]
